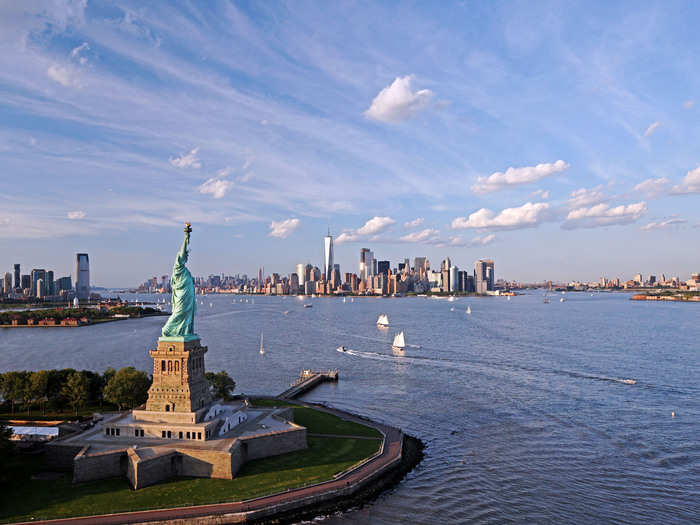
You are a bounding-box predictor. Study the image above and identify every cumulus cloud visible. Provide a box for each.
[567,186,606,208]
[451,202,550,231]
[470,233,496,246]
[364,75,434,123]
[671,166,700,194]
[198,178,234,199]
[400,228,439,243]
[335,232,359,244]
[563,202,647,229]
[404,217,424,228]
[67,210,86,219]
[532,189,550,199]
[357,216,396,235]
[170,147,201,169]
[634,177,669,197]
[268,218,300,238]
[644,121,661,137]
[472,160,569,194]
[641,218,686,231]
[47,64,81,87]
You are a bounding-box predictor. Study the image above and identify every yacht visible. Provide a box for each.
[377,313,389,327]
[392,331,406,350]
[466,305,472,315]
[337,345,347,352]
[259,332,265,355]
[303,303,313,308]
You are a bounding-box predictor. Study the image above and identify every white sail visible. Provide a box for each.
[377,313,389,327]
[259,332,264,355]
[393,331,405,348]
[466,305,471,315]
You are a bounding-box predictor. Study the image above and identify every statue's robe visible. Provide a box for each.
[161,236,197,337]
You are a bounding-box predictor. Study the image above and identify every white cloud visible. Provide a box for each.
[532,189,550,199]
[563,202,647,229]
[470,233,496,246]
[170,147,201,169]
[216,166,233,178]
[335,232,359,244]
[684,100,696,109]
[671,166,700,194]
[357,216,395,235]
[400,228,439,243]
[67,210,86,219]
[404,217,424,228]
[268,218,300,238]
[198,178,233,199]
[364,75,434,123]
[451,202,550,231]
[47,64,80,87]
[567,186,606,208]
[644,121,661,137]
[70,42,89,63]
[634,177,669,197]
[641,218,686,231]
[472,160,569,194]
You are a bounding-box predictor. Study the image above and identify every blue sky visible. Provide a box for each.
[1,1,699,286]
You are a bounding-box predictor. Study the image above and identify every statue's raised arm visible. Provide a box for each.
[161,223,198,340]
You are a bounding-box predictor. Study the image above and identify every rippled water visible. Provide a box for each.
[1,292,698,523]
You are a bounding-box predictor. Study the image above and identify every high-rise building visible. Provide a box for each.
[56,276,72,292]
[21,274,30,290]
[3,272,12,295]
[449,265,458,293]
[324,230,334,281]
[31,268,46,297]
[36,278,45,299]
[296,263,305,287]
[47,270,55,296]
[13,264,20,290]
[475,259,495,294]
[75,253,90,301]
[360,248,371,281]
[377,260,390,276]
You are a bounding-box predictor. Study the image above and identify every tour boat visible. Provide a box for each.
[377,313,389,327]
[392,331,406,350]
[304,303,313,308]
[466,305,471,315]
[259,332,265,355]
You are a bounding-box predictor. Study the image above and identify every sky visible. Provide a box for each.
[1,1,699,287]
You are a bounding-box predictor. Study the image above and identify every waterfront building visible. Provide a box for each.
[475,259,495,294]
[13,263,20,290]
[449,265,458,293]
[633,273,643,285]
[296,263,305,287]
[75,253,90,301]
[324,230,334,282]
[290,272,299,293]
[359,248,371,281]
[36,278,44,299]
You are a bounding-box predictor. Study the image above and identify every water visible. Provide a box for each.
[1,292,698,523]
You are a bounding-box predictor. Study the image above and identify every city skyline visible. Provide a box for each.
[2,2,700,285]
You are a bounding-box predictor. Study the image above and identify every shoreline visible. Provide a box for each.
[0,312,169,329]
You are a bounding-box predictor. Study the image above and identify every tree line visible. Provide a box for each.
[0,368,236,417]
[0,305,160,325]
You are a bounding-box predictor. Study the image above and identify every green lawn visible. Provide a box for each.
[293,407,383,438]
[248,397,297,408]
[0,436,381,523]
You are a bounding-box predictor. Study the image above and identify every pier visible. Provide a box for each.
[279,369,339,399]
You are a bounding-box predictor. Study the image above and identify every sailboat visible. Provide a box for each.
[259,332,265,355]
[392,331,406,351]
[448,296,455,302]
[351,297,354,303]
[377,313,389,327]
[466,305,471,315]
[343,297,347,303]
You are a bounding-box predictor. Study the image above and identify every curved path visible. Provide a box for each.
[17,403,404,525]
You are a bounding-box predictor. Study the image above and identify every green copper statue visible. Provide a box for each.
[161,223,198,339]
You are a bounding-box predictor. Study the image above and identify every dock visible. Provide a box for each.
[279,369,339,399]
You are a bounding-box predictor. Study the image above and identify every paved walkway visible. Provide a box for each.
[17,403,403,525]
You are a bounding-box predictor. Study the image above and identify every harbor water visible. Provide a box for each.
[1,292,698,523]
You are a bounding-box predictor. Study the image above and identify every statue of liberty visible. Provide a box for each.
[161,223,197,339]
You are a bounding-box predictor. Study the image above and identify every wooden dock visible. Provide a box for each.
[279,369,339,399]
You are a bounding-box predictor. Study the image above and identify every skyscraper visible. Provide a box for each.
[75,253,90,301]
[13,264,20,290]
[475,259,495,294]
[296,263,305,287]
[31,268,46,297]
[3,272,12,295]
[324,229,334,281]
[360,248,370,281]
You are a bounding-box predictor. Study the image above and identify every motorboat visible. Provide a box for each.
[259,332,265,355]
[304,303,313,308]
[337,345,347,352]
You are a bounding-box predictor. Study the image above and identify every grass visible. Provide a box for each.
[0,436,381,523]
[248,397,297,408]
[293,407,383,438]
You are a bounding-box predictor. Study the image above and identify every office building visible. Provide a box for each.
[377,260,390,276]
[47,270,55,296]
[296,263,305,287]
[13,264,20,290]
[475,259,495,294]
[360,248,374,282]
[21,274,30,290]
[3,272,12,295]
[56,276,72,293]
[75,253,90,301]
[31,268,46,297]
[449,265,458,293]
[324,230,334,281]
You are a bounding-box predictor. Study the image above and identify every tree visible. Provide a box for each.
[103,367,151,410]
[100,367,116,408]
[0,422,13,484]
[61,372,89,416]
[205,371,236,401]
[1,371,28,416]
[29,370,50,416]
